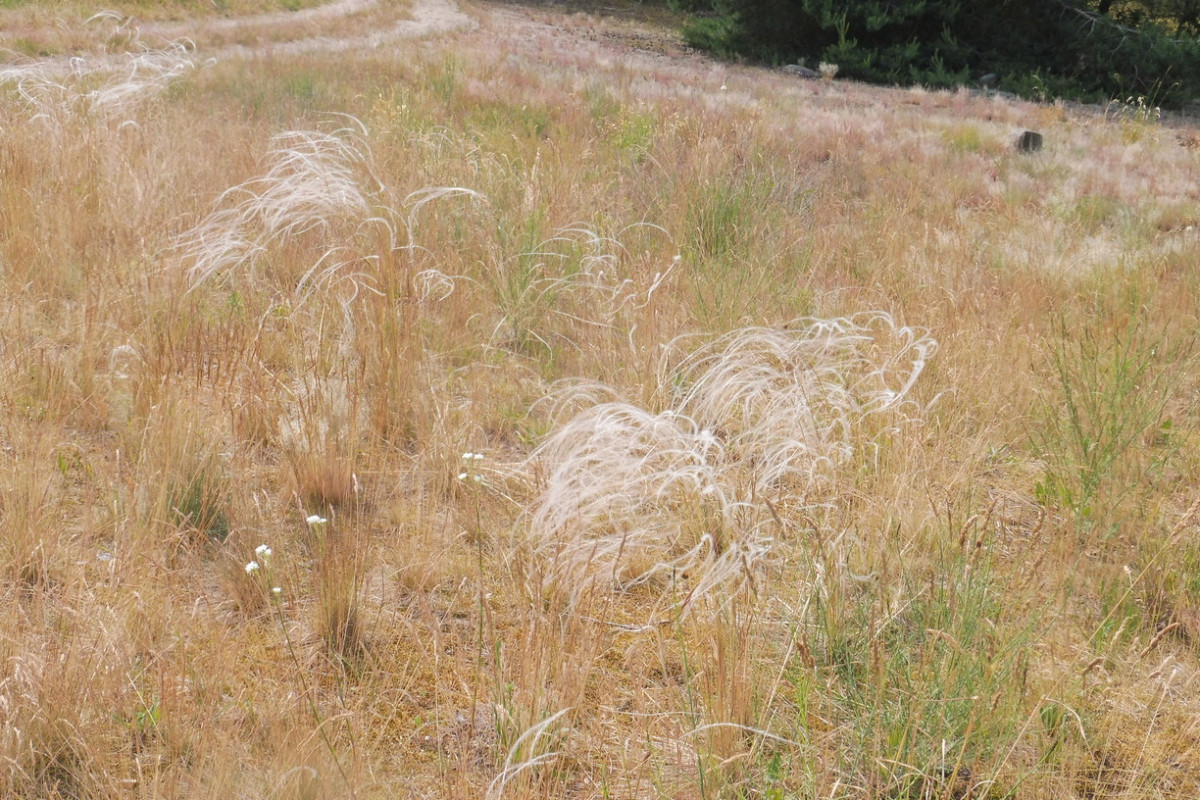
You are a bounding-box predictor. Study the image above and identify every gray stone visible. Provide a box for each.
[978,72,999,89]
[1013,130,1043,152]
[782,64,820,79]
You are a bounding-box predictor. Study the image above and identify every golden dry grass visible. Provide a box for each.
[1,1,1200,798]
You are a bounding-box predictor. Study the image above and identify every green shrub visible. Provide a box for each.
[687,0,1200,107]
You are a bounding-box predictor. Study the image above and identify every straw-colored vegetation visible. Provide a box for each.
[2,1,1200,798]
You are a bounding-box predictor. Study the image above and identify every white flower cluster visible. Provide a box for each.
[246,544,281,595]
[458,452,484,482]
[246,543,273,573]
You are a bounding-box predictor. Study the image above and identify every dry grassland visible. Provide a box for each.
[2,0,1200,798]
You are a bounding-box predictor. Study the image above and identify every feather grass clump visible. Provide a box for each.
[528,403,731,591]
[178,120,482,300]
[667,311,937,497]
[178,122,385,295]
[0,13,196,123]
[483,223,675,353]
[524,312,937,614]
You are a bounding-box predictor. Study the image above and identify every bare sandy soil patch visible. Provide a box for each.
[146,0,476,56]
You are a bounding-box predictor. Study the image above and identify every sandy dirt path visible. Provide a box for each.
[144,0,476,57]
[0,0,478,98]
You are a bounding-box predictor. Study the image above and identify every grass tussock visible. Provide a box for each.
[523,313,936,616]
[1,0,1200,798]
[178,123,385,294]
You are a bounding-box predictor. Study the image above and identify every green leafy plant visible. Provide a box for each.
[809,518,1035,799]
[1107,93,1164,144]
[1033,311,1192,530]
[168,458,231,544]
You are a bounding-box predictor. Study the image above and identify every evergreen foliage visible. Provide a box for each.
[678,0,1200,107]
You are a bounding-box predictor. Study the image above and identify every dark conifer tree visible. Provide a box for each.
[678,0,1200,106]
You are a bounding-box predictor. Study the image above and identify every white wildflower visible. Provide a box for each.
[306,514,328,526]
[245,561,260,574]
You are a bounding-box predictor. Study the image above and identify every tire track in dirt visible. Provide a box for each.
[147,0,476,59]
[0,0,474,91]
